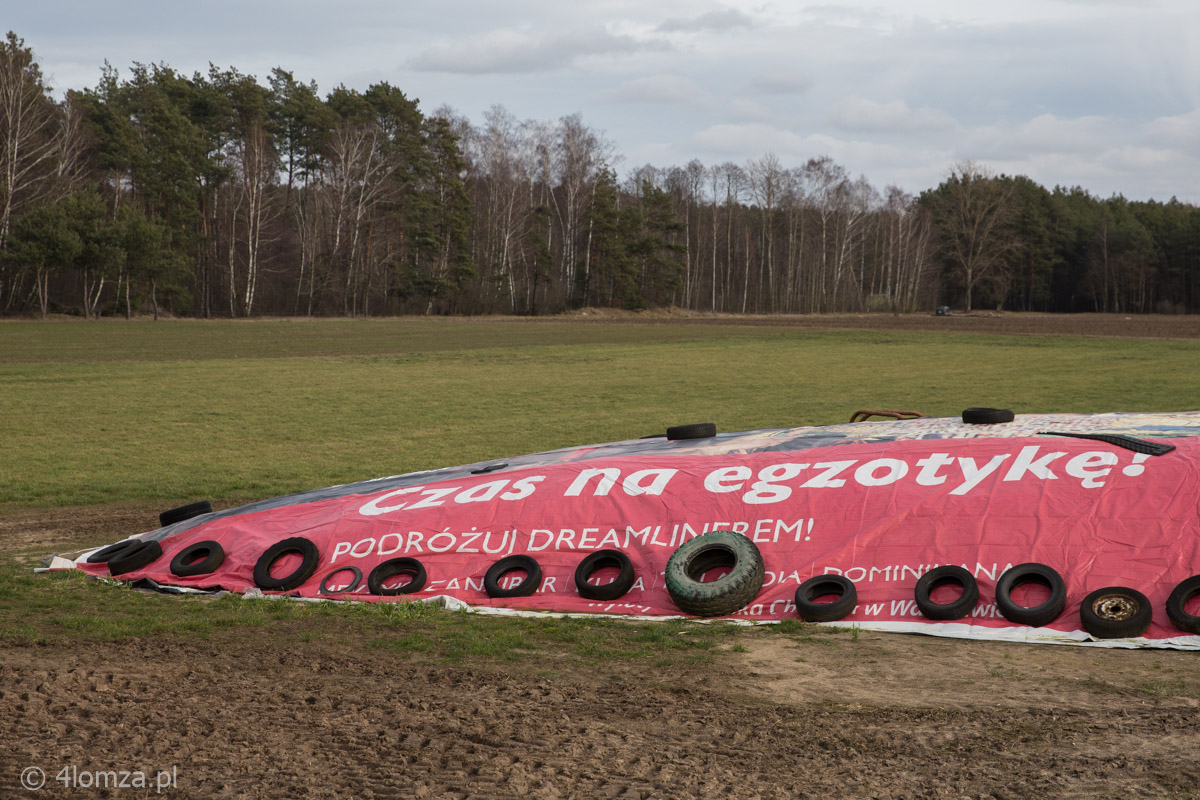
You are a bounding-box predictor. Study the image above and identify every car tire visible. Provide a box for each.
[664,531,764,617]
[169,541,225,577]
[253,537,319,592]
[86,539,143,564]
[108,540,163,576]
[574,549,635,601]
[996,562,1066,627]
[962,408,1015,424]
[1080,586,1152,639]
[320,566,364,595]
[794,575,857,622]
[159,501,213,527]
[367,558,427,595]
[666,423,717,441]
[484,555,542,598]
[914,565,979,620]
[1166,575,1200,634]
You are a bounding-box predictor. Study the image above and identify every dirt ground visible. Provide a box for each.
[3,506,1199,799]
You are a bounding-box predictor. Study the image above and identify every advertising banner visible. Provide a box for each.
[64,412,1200,648]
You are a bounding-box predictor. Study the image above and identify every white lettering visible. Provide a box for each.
[951,454,1011,495]
[349,537,375,558]
[359,485,421,516]
[457,530,482,553]
[427,532,456,552]
[801,460,856,488]
[578,527,599,549]
[855,458,909,486]
[623,468,677,496]
[500,475,545,500]
[528,529,554,551]
[408,486,460,510]
[1065,451,1119,488]
[1003,446,1066,482]
[704,466,751,493]
[565,468,620,497]
[330,541,351,563]
[377,533,403,556]
[745,463,808,504]
[555,528,577,550]
[914,453,954,485]
[890,599,919,616]
[455,480,508,504]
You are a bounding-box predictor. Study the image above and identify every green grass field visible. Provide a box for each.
[2,316,1198,654]
[3,317,1198,508]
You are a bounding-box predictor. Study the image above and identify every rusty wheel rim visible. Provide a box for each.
[1091,593,1139,621]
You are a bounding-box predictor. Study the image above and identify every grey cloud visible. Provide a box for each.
[411,27,667,74]
[1144,108,1200,147]
[656,9,755,33]
[749,71,814,95]
[612,74,710,107]
[828,98,956,133]
[726,98,773,122]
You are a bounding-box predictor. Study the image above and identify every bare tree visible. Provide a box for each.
[711,162,745,312]
[0,32,61,249]
[747,153,784,311]
[802,156,849,311]
[554,114,613,306]
[929,161,1016,311]
[833,175,877,309]
[325,122,395,315]
[233,122,279,316]
[477,105,526,310]
[878,186,934,312]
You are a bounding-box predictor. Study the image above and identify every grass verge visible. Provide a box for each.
[0,549,761,666]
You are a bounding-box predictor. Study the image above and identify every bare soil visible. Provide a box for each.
[561,308,1200,340]
[3,506,1199,799]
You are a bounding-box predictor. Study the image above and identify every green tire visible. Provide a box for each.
[664,531,765,617]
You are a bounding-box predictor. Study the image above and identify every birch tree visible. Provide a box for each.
[0,32,61,250]
[215,69,280,316]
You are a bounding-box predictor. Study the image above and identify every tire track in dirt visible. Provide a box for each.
[5,506,1200,798]
[3,632,1199,799]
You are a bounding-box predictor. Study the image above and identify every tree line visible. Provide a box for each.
[2,33,1197,320]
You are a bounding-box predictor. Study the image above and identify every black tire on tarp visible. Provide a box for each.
[1080,586,1152,639]
[320,566,364,595]
[666,423,717,441]
[253,537,319,592]
[484,555,542,598]
[664,531,764,617]
[169,541,226,577]
[962,408,1015,424]
[995,562,1066,627]
[108,540,163,576]
[86,539,143,564]
[574,549,635,601]
[914,565,979,621]
[159,501,213,528]
[367,558,427,596]
[794,575,857,622]
[1166,575,1200,634]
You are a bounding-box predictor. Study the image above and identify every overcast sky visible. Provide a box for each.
[12,0,1200,202]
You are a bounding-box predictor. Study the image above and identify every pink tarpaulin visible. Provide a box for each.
[61,412,1200,647]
